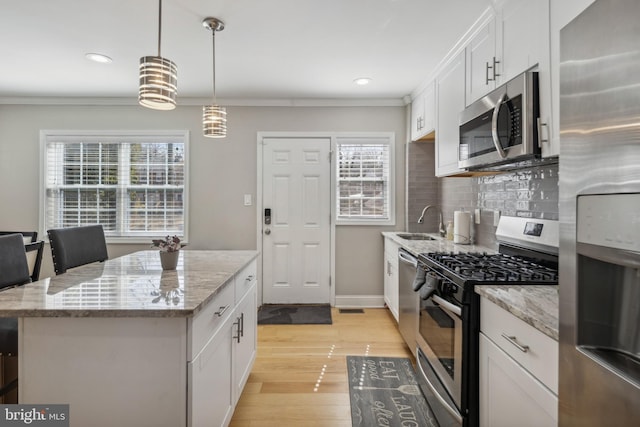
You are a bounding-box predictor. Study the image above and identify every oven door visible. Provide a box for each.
[417,289,464,423]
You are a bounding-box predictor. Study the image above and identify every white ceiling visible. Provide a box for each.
[0,0,491,103]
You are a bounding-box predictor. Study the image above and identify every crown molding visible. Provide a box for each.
[0,96,407,108]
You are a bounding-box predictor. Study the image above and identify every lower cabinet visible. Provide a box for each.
[479,298,558,427]
[383,237,400,322]
[189,315,235,427]
[233,282,258,403]
[189,261,258,427]
[479,334,557,427]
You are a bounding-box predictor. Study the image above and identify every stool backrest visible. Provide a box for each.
[47,225,108,275]
[0,234,31,290]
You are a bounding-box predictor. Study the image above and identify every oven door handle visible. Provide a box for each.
[432,294,462,317]
[398,250,418,267]
[417,356,464,424]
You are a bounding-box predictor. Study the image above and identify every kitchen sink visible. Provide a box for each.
[396,233,436,241]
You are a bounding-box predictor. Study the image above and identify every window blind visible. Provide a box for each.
[43,133,187,239]
[336,137,392,222]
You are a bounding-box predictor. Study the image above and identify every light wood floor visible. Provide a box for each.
[230,308,413,427]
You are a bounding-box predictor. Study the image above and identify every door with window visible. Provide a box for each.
[261,137,331,304]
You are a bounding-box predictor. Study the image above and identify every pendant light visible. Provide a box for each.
[139,0,177,110]
[202,17,227,138]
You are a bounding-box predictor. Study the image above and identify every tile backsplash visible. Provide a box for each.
[406,141,559,249]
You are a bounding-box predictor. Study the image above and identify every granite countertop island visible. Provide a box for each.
[13,249,259,427]
[0,249,258,318]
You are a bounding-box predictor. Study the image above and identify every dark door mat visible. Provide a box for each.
[339,308,365,314]
[347,356,439,427]
[258,304,332,325]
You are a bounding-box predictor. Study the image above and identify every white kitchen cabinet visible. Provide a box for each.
[501,0,554,158]
[435,51,467,177]
[189,314,235,427]
[190,259,258,427]
[411,82,436,141]
[233,280,258,404]
[465,15,498,105]
[479,298,558,427]
[501,0,549,86]
[383,237,400,322]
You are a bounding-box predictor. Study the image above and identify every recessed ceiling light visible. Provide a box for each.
[85,53,113,64]
[353,77,372,86]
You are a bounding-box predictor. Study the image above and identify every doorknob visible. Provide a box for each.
[264,228,271,235]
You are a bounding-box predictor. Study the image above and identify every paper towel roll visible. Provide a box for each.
[454,211,471,244]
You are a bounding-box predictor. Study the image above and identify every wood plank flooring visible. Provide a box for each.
[230,308,413,427]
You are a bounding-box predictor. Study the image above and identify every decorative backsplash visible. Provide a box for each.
[406,141,559,248]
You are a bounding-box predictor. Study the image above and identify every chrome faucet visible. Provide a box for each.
[418,205,446,237]
[417,205,435,224]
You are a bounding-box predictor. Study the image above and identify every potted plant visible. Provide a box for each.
[151,235,184,270]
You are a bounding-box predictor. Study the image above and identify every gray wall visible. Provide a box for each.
[0,103,406,298]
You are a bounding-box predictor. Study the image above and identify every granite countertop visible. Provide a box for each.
[381,231,496,256]
[474,285,559,340]
[0,250,258,318]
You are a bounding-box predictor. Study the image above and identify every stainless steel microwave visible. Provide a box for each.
[458,70,540,170]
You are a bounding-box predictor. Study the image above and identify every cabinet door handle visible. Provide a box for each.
[486,61,491,85]
[486,57,501,83]
[233,318,241,343]
[215,305,230,317]
[501,333,530,353]
[245,275,254,283]
[240,312,245,337]
[537,117,549,147]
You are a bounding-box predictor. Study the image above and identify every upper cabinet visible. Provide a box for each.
[501,0,554,158]
[410,81,436,141]
[465,16,498,105]
[466,0,550,107]
[435,51,466,177]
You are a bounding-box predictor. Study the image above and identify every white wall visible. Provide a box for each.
[0,103,406,299]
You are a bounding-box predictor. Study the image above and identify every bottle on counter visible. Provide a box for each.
[446,221,454,241]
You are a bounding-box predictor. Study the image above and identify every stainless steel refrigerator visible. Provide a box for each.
[559,0,640,425]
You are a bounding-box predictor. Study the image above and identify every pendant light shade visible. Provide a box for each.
[139,0,177,110]
[202,17,226,138]
[203,105,227,137]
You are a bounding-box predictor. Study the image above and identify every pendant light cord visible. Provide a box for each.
[211,30,217,103]
[157,0,162,56]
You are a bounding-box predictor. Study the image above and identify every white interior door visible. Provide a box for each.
[261,137,331,304]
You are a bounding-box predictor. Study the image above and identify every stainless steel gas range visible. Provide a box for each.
[412,216,559,427]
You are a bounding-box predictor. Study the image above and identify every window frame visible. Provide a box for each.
[334,133,395,226]
[39,130,189,244]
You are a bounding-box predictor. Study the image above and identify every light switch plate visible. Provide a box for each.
[475,209,481,224]
[244,194,252,206]
[493,210,501,227]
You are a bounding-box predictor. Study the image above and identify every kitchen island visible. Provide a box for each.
[0,250,258,427]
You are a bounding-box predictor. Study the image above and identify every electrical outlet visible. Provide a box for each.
[475,209,481,224]
[493,210,501,227]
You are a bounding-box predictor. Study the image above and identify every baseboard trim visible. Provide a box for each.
[335,295,385,308]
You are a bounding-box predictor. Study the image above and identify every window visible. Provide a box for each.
[335,135,394,225]
[41,131,188,242]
